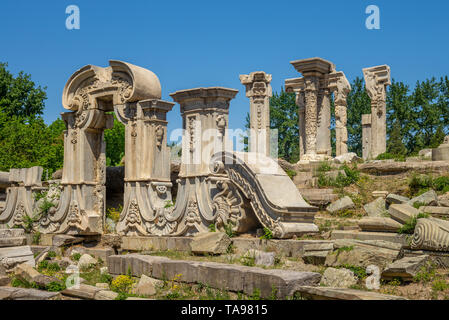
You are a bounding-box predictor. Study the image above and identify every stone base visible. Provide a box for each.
[293,286,406,300]
[331,230,409,246]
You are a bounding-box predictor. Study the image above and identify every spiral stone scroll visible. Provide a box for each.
[411,217,449,252]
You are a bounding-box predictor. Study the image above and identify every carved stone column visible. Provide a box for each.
[329,71,351,156]
[115,99,175,236]
[286,58,335,161]
[38,60,161,235]
[239,72,272,156]
[363,65,391,159]
[285,78,306,159]
[167,87,252,236]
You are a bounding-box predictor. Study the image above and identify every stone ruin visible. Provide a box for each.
[0,60,318,239]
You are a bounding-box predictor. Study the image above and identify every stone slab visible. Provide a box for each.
[331,230,409,246]
[0,245,35,269]
[61,284,101,300]
[0,229,25,238]
[108,254,321,299]
[419,206,449,217]
[0,237,27,248]
[388,204,419,224]
[358,217,403,233]
[294,286,406,300]
[121,236,193,252]
[0,287,61,300]
[382,255,429,281]
[70,246,114,263]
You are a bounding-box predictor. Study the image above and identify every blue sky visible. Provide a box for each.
[0,0,448,140]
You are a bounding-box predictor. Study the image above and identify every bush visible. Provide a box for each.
[433,176,449,193]
[46,281,66,292]
[376,152,406,162]
[318,165,360,188]
[260,227,273,240]
[398,213,429,234]
[71,252,81,262]
[106,205,122,223]
[111,275,134,293]
[409,174,449,196]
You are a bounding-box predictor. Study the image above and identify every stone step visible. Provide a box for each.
[388,204,419,224]
[294,286,406,300]
[0,229,25,238]
[358,217,403,233]
[331,230,409,246]
[107,254,321,299]
[0,236,27,248]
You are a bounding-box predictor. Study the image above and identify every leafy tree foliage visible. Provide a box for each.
[104,115,125,166]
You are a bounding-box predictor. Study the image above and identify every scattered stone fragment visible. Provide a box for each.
[61,284,101,300]
[132,274,158,296]
[95,283,109,289]
[325,239,401,270]
[419,206,449,218]
[411,217,449,251]
[358,217,403,233]
[190,232,231,255]
[52,235,84,247]
[0,246,35,271]
[293,286,406,300]
[386,194,410,205]
[14,263,61,288]
[408,190,438,207]
[388,204,419,224]
[0,287,61,300]
[321,268,357,288]
[372,191,389,198]
[78,254,97,269]
[437,192,449,207]
[0,275,10,286]
[333,153,360,164]
[244,249,275,267]
[100,267,108,274]
[302,242,334,265]
[381,255,429,281]
[363,197,388,217]
[65,265,79,274]
[326,196,355,214]
[0,229,26,248]
[95,290,118,300]
[126,297,154,300]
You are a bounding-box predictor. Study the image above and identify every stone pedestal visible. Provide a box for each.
[363,65,391,160]
[115,99,175,236]
[240,72,272,156]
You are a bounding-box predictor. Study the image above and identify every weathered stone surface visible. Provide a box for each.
[0,237,26,248]
[298,188,338,207]
[293,286,406,300]
[302,242,334,265]
[325,239,401,269]
[326,196,355,214]
[358,217,403,233]
[363,197,388,217]
[108,254,321,299]
[386,194,410,205]
[389,204,419,224]
[359,161,449,175]
[69,246,114,262]
[94,290,118,300]
[102,234,122,249]
[372,191,389,198]
[381,255,429,281]
[0,287,61,300]
[419,149,433,159]
[190,232,231,255]
[95,283,109,289]
[244,249,275,267]
[121,236,192,252]
[331,230,409,245]
[333,153,360,164]
[62,284,101,300]
[52,235,84,247]
[432,138,449,161]
[132,274,158,296]
[0,275,10,286]
[411,217,449,251]
[321,268,357,288]
[438,193,449,207]
[78,254,97,269]
[0,245,34,270]
[419,206,449,218]
[408,190,438,207]
[324,170,346,180]
[14,263,60,288]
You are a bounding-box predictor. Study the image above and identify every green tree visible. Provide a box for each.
[104,115,125,166]
[0,63,47,118]
[346,77,371,156]
[269,89,299,163]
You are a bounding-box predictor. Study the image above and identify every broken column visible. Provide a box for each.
[328,72,351,156]
[285,58,335,161]
[240,72,272,156]
[363,65,391,159]
[362,114,372,160]
[115,99,175,236]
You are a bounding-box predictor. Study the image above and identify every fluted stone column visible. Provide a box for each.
[363,65,391,159]
[240,72,272,156]
[329,71,351,156]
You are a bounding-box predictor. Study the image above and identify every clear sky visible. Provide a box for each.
[1,0,448,140]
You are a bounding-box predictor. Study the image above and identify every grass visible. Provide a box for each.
[318,165,360,188]
[398,213,430,234]
[409,174,449,197]
[260,227,273,240]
